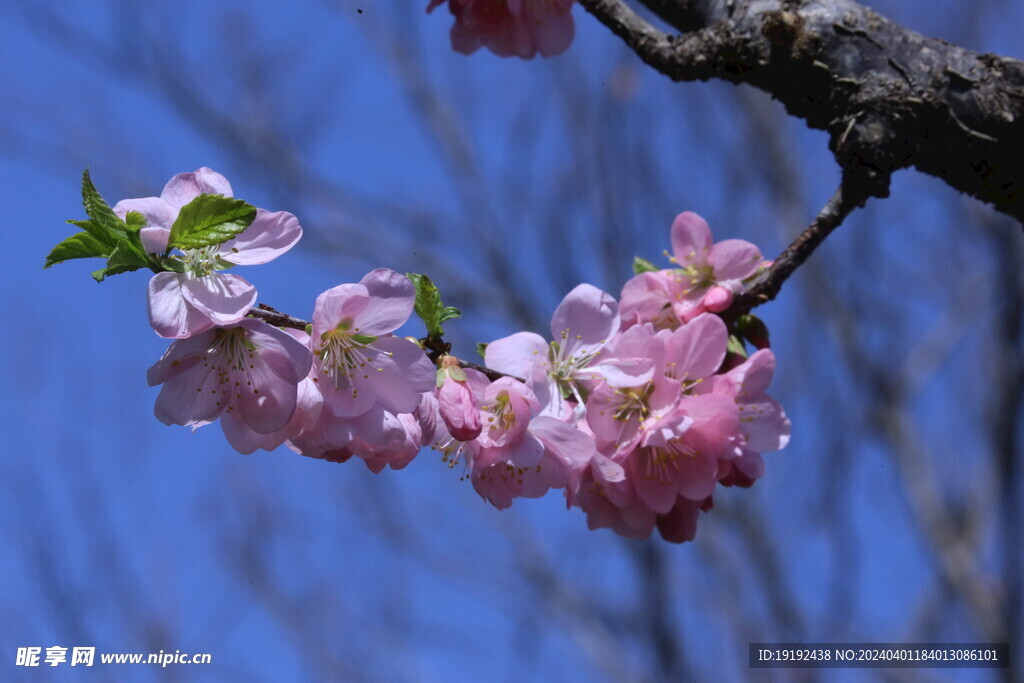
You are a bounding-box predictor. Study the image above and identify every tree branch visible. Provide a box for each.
[732,180,868,311]
[580,0,1024,223]
[247,305,516,382]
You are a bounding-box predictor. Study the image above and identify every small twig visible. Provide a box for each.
[247,304,521,383]
[249,304,309,330]
[732,181,870,313]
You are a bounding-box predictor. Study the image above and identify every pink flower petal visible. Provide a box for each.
[147,330,216,386]
[355,268,416,335]
[549,284,619,355]
[221,410,290,455]
[485,331,547,379]
[160,167,233,210]
[629,453,680,515]
[584,357,655,387]
[365,336,435,415]
[708,239,762,281]
[140,227,171,253]
[180,273,256,325]
[312,284,370,340]
[528,416,596,470]
[318,368,377,418]
[219,210,303,266]
[113,197,177,230]
[438,374,482,441]
[740,396,791,452]
[148,272,214,339]
[664,313,728,381]
[670,212,713,266]
[152,360,224,427]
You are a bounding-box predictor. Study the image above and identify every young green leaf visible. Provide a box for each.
[476,342,488,359]
[106,240,152,271]
[80,169,128,248]
[726,334,749,359]
[406,272,458,339]
[167,194,257,250]
[124,210,147,232]
[44,232,110,268]
[438,306,461,326]
[632,256,659,275]
[735,313,771,349]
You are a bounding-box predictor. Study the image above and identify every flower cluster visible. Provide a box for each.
[477,211,790,541]
[55,168,789,545]
[427,0,575,59]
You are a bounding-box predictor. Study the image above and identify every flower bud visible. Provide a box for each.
[437,356,482,442]
[702,285,734,313]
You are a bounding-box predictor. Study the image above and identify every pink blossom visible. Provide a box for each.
[569,455,658,539]
[343,410,424,473]
[570,452,715,543]
[459,375,595,509]
[705,348,791,455]
[619,270,693,331]
[428,0,575,59]
[625,394,739,514]
[311,269,435,419]
[115,168,303,338]
[486,284,651,419]
[584,324,677,456]
[218,328,321,455]
[669,212,763,304]
[147,319,312,440]
[620,212,765,329]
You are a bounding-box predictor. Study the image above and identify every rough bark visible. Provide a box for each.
[579,0,1024,223]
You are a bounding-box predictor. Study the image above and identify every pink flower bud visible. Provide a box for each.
[437,356,483,442]
[702,285,734,313]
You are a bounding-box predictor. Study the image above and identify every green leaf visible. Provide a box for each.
[633,256,659,274]
[351,333,379,346]
[106,240,151,271]
[407,272,458,339]
[80,169,128,248]
[726,334,749,359]
[90,242,149,282]
[476,342,488,360]
[167,194,257,250]
[124,210,146,232]
[438,306,461,326]
[735,314,770,348]
[44,231,110,268]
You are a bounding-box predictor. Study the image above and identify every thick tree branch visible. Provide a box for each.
[580,0,1024,223]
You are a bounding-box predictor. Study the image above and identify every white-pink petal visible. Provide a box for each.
[670,212,713,266]
[549,283,619,354]
[219,209,303,266]
[180,273,256,325]
[709,239,762,281]
[148,272,215,339]
[160,167,233,210]
[312,284,370,340]
[355,268,416,335]
[485,331,547,379]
